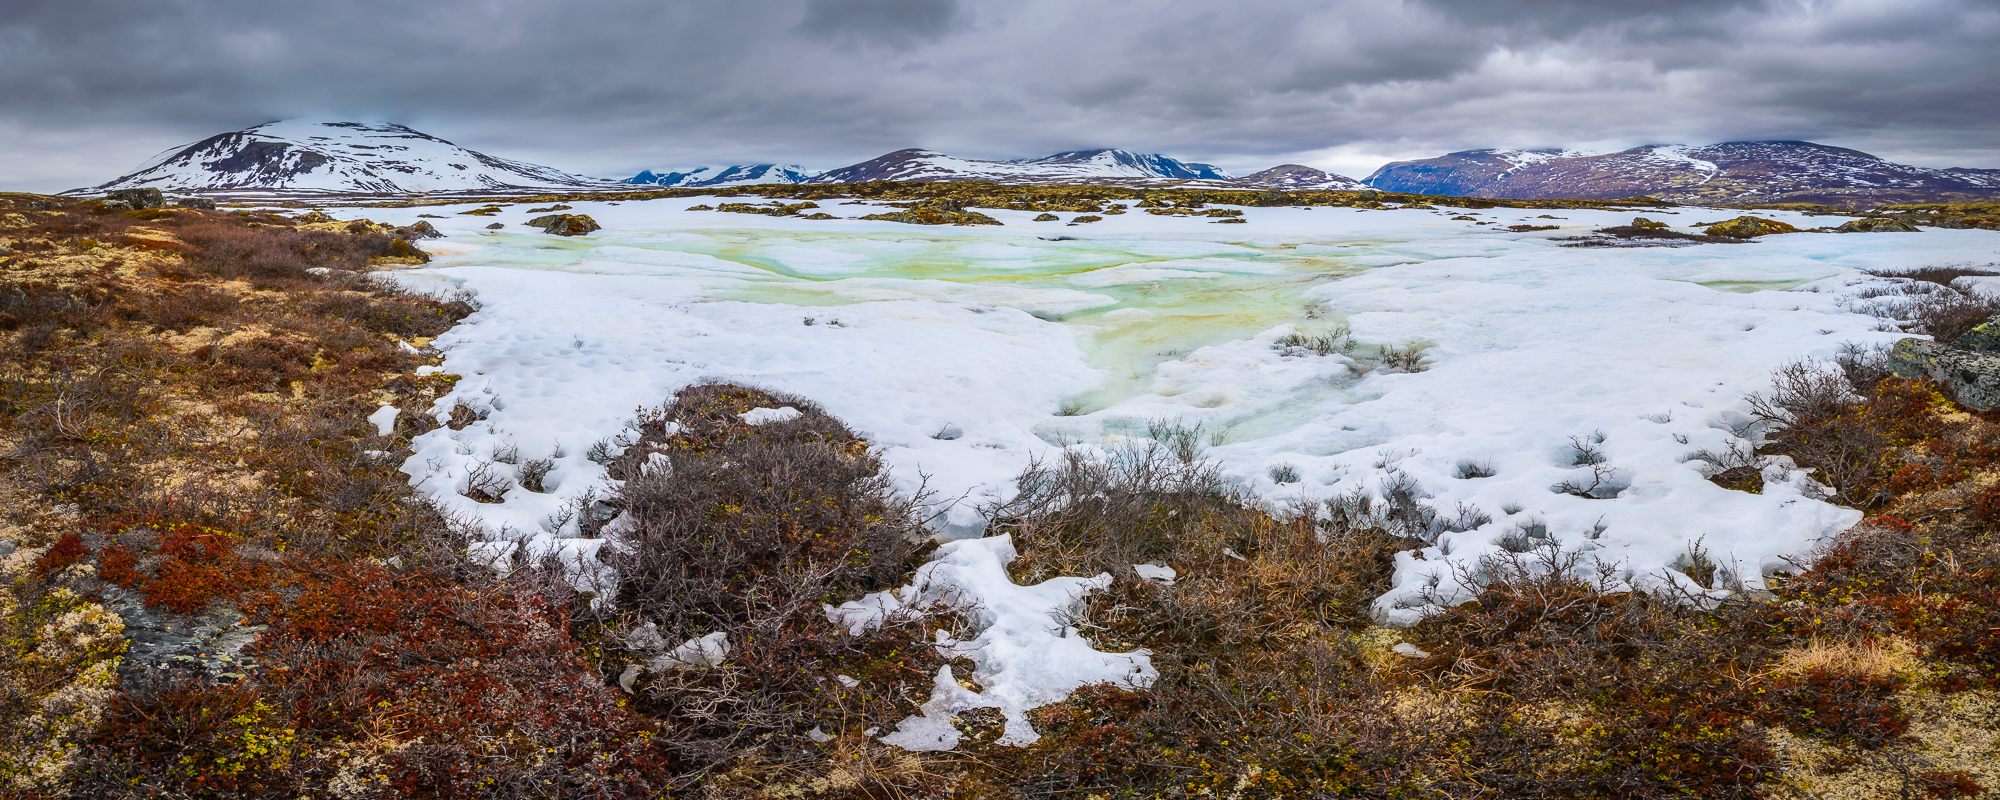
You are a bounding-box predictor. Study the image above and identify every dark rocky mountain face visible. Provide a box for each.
[1367,141,2000,208]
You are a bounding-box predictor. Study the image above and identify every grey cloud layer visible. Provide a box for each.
[2,0,1995,191]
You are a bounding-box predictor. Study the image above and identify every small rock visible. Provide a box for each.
[26,199,55,211]
[618,663,642,693]
[1631,217,1668,229]
[0,538,15,557]
[809,726,835,743]
[1069,215,1103,225]
[96,200,133,212]
[486,222,505,229]
[1033,213,1059,222]
[174,197,217,210]
[626,620,668,651]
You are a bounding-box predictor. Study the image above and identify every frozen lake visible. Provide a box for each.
[337,196,2000,621]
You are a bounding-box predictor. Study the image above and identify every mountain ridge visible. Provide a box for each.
[1366,140,2000,207]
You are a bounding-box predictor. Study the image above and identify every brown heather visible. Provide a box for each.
[3,190,2000,798]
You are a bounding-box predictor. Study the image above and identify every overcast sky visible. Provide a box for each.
[2,0,1996,192]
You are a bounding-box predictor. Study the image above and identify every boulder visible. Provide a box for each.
[26,200,55,211]
[1033,213,1059,222]
[1703,216,1798,238]
[1631,217,1668,229]
[486,222,505,229]
[395,220,443,240]
[96,200,133,212]
[1889,338,2000,411]
[1953,317,2000,353]
[175,197,217,210]
[527,213,601,236]
[104,187,164,209]
[1835,218,1919,233]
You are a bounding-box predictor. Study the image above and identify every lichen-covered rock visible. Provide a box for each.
[174,196,217,210]
[395,220,443,240]
[1889,338,2000,411]
[1952,316,2000,352]
[1631,217,1668,229]
[1835,218,1920,233]
[527,214,601,236]
[1069,215,1103,224]
[94,200,132,213]
[803,212,836,220]
[1033,213,1059,222]
[1703,216,1797,238]
[104,188,164,209]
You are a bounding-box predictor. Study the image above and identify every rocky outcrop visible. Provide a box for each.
[104,188,164,209]
[1703,216,1797,238]
[1835,218,1920,233]
[396,220,443,240]
[859,198,1001,226]
[527,214,601,236]
[1889,338,2000,411]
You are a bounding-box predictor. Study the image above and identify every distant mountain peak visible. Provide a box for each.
[1235,164,1369,191]
[80,120,621,195]
[625,163,814,188]
[810,147,1234,185]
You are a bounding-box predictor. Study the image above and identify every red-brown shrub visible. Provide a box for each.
[33,531,85,577]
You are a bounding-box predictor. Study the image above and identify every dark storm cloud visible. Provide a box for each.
[800,0,963,47]
[1,0,1996,191]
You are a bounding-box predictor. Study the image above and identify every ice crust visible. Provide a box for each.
[341,195,2000,741]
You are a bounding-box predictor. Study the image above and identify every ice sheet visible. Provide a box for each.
[349,197,1998,629]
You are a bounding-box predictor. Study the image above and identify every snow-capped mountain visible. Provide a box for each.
[1234,164,1369,191]
[625,164,814,188]
[810,148,1233,185]
[1366,141,2000,206]
[80,121,625,195]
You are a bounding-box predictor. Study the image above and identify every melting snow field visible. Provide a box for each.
[336,197,2000,628]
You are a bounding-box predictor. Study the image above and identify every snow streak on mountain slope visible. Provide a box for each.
[83,121,625,194]
[811,148,1233,184]
[1367,141,2000,206]
[626,164,814,188]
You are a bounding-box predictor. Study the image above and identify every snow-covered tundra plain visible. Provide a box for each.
[340,197,1998,628]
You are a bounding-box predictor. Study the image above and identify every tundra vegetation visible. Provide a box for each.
[1,190,1999,799]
